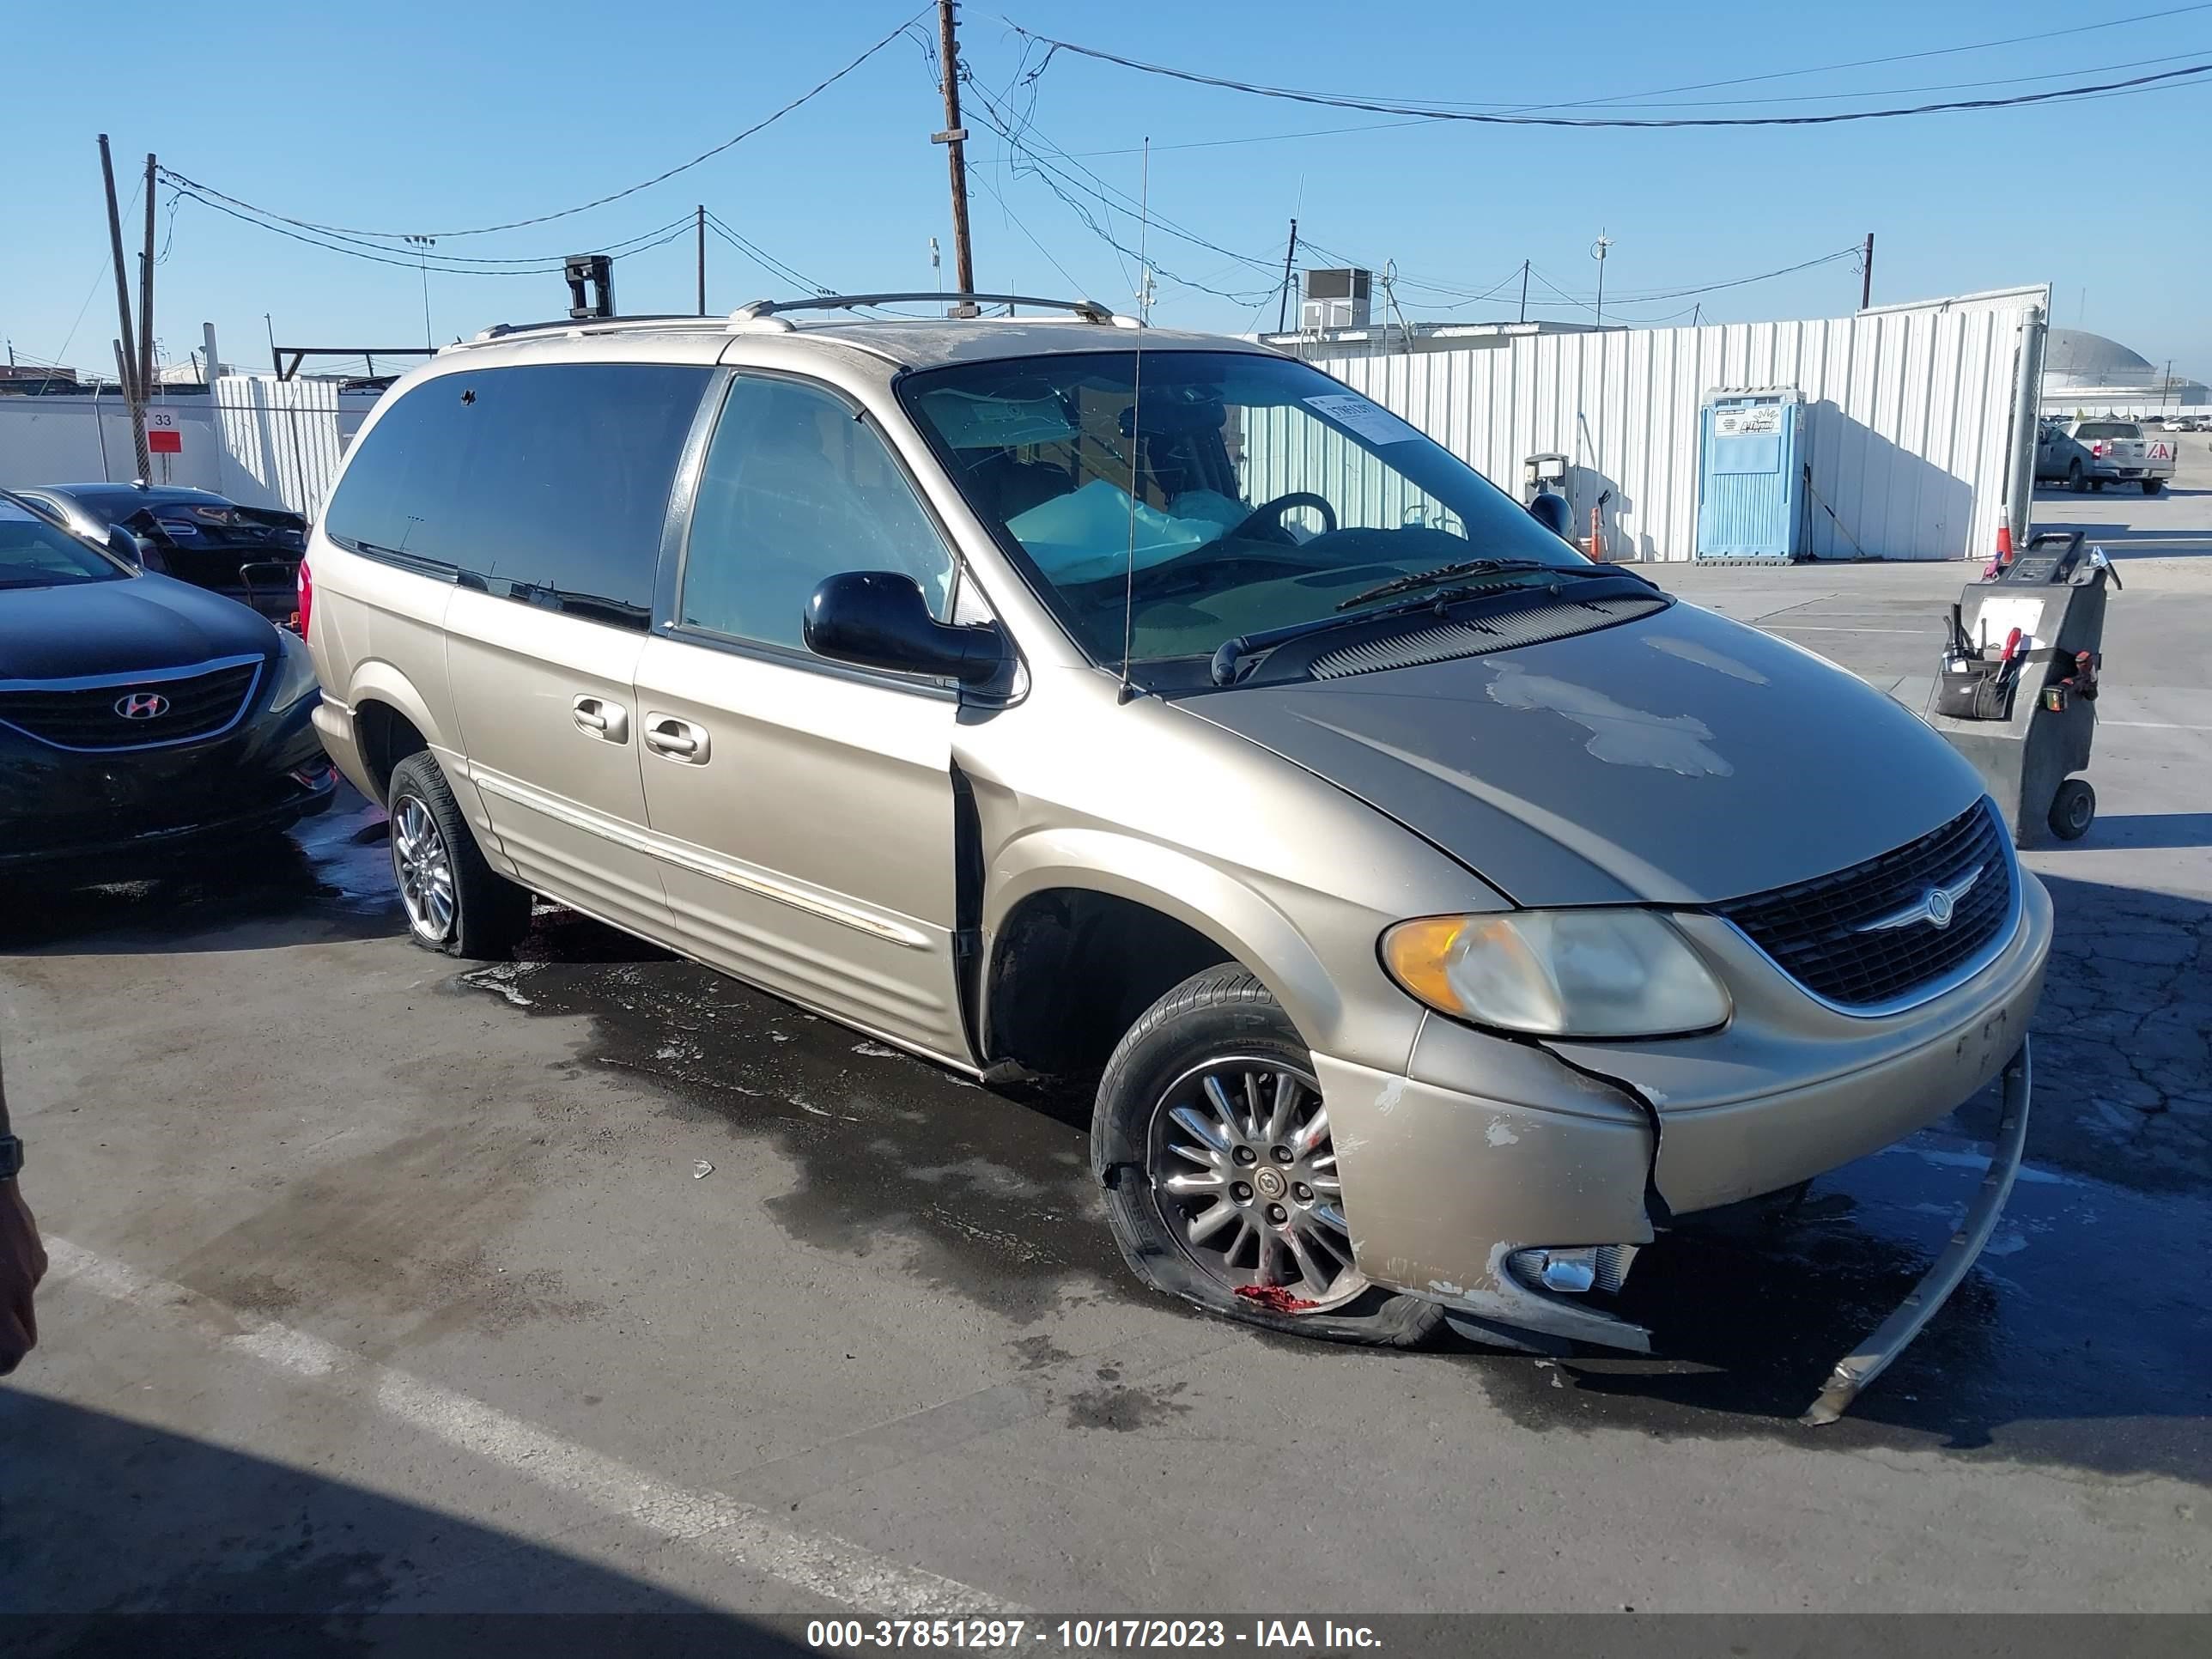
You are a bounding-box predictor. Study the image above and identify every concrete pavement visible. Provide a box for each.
[3,460,2208,1621]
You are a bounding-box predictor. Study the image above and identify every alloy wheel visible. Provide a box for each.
[1147,1057,1366,1312]
[391,794,456,944]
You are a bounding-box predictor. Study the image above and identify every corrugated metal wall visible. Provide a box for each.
[214,374,349,517]
[1249,286,2046,562]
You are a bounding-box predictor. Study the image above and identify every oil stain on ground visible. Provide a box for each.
[461,907,1127,1326]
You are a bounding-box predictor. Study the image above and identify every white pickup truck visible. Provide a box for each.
[2038,418,2177,495]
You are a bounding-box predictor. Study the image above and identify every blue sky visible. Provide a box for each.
[6,1,2209,381]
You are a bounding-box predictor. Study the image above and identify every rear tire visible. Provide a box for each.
[1091,964,1444,1347]
[2141,478,2161,495]
[386,751,532,957]
[2049,778,2095,842]
[2068,459,2086,494]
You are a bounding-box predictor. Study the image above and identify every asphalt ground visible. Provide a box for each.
[2,451,2207,1628]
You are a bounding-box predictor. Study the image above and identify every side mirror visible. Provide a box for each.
[804,571,1007,685]
[106,524,164,571]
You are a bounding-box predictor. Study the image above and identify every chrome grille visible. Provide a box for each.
[1715,799,2014,1011]
[1309,595,1668,680]
[0,658,262,751]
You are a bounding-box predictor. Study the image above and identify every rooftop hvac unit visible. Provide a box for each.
[1300,268,1371,331]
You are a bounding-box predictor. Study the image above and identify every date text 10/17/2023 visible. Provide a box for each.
[805,1620,1384,1650]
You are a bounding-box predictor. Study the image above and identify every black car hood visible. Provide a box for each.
[0,572,276,681]
[1183,599,1989,907]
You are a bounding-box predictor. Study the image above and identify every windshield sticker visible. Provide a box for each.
[1304,393,1421,447]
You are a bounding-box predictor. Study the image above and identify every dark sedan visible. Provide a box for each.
[0,493,335,882]
[12,483,306,626]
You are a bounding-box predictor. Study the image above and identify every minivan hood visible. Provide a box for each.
[1184,599,1987,907]
[0,572,275,682]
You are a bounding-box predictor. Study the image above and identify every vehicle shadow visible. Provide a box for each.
[2058,811,2212,850]
[0,1389,811,1649]
[0,800,401,956]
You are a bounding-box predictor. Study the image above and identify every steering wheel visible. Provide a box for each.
[1229,491,1337,544]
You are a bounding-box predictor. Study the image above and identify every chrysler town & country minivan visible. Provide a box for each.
[303,295,2050,1395]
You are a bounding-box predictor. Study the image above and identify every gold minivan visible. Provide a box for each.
[305,295,2048,1416]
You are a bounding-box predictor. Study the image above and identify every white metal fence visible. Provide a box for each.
[1250,285,2050,562]
[0,378,379,519]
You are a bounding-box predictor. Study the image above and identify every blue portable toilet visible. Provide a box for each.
[1695,387,1808,561]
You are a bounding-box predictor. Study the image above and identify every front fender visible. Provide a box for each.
[984,824,1415,1069]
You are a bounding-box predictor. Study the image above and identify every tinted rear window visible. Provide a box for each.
[2075,421,2140,439]
[325,362,712,629]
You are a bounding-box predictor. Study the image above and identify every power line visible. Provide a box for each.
[966,166,1091,298]
[702,212,833,295]
[1516,1,2212,111]
[154,7,929,243]
[168,185,699,271]
[167,184,694,276]
[1005,27,2212,129]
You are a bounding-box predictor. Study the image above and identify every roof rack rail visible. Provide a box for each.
[727,292,1120,326]
[464,314,714,347]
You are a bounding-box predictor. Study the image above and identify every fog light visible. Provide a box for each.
[1508,1244,1640,1295]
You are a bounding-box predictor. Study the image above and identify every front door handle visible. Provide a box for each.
[643,714,709,763]
[572,696,629,743]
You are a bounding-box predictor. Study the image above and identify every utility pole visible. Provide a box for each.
[137,153,157,412]
[405,236,434,347]
[696,205,707,315]
[933,0,975,307]
[1860,231,1875,310]
[1518,259,1529,325]
[98,136,149,478]
[1591,232,1612,331]
[204,322,220,390]
[1275,217,1300,332]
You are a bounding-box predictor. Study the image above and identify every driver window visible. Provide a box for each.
[682,376,957,652]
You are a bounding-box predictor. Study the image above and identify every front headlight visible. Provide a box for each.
[270,630,321,709]
[1381,909,1729,1037]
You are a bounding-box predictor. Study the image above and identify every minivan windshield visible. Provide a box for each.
[899,351,1590,673]
[0,498,127,588]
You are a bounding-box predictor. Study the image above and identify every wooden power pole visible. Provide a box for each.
[138,153,157,419]
[97,135,149,478]
[1861,231,1875,311]
[1275,217,1299,332]
[933,0,975,307]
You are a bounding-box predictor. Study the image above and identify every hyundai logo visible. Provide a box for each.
[114,691,171,720]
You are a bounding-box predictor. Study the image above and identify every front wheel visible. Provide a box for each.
[1091,965,1443,1346]
[387,751,532,957]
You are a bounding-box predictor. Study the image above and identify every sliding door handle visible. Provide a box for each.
[572,696,629,743]
[643,714,709,763]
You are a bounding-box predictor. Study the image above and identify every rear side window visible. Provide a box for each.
[325,362,713,630]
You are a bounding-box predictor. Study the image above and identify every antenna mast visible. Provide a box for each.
[1118,137,1151,705]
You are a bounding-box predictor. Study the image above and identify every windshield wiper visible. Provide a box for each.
[1211,590,1472,686]
[1335,557,1561,611]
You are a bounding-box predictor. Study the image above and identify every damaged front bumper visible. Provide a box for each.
[1800,1039,2031,1425]
[1308,874,2050,1418]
